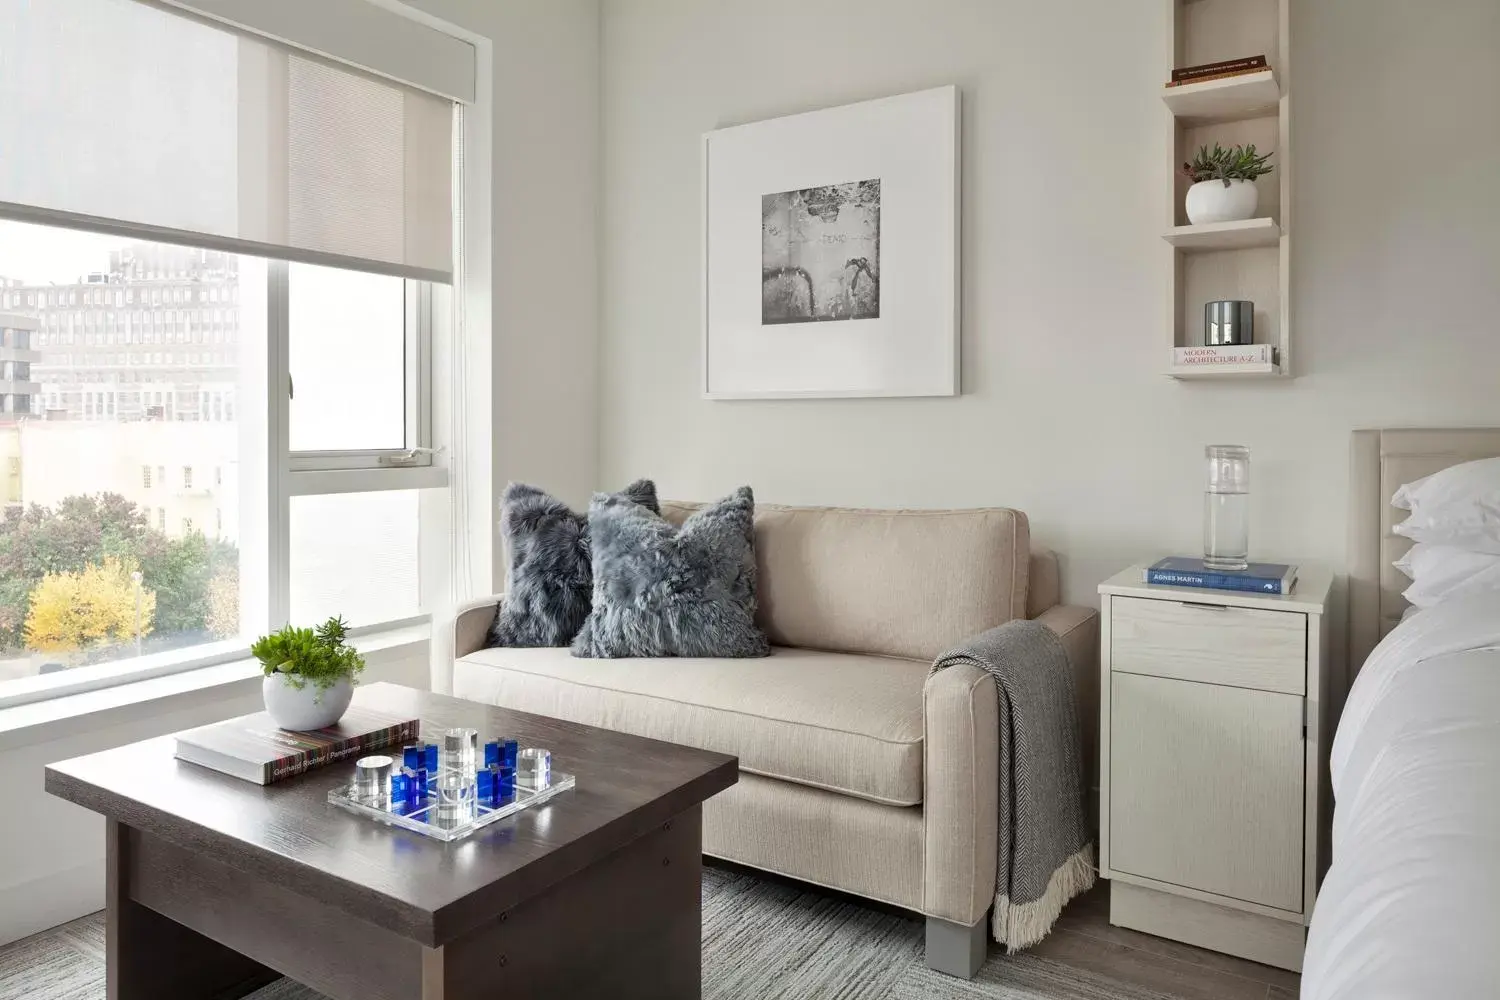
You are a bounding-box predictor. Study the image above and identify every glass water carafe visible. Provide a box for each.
[1204,445,1250,571]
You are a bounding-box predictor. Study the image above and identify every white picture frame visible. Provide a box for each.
[702,86,960,399]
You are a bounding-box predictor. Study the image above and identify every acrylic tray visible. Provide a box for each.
[329,770,575,842]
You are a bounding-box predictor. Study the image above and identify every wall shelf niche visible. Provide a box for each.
[1165,0,1291,381]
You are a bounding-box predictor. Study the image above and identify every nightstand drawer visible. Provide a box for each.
[1110,596,1306,695]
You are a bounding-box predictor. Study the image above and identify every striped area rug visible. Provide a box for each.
[0,866,1170,1000]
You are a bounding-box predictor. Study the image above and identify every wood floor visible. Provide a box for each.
[1041,883,1300,1000]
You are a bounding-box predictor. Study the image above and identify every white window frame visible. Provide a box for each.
[285,270,440,490]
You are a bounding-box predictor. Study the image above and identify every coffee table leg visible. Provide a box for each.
[106,819,277,1000]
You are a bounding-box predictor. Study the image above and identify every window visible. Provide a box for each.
[0,219,445,704]
[288,263,409,454]
[0,0,465,708]
[291,491,420,626]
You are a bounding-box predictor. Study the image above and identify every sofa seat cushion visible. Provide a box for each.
[453,645,928,806]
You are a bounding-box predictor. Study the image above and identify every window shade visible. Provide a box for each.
[0,0,453,282]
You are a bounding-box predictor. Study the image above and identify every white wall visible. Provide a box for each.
[598,0,1500,608]
[407,0,602,576]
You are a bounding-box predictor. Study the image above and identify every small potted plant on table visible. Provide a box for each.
[253,616,364,730]
[1182,143,1275,225]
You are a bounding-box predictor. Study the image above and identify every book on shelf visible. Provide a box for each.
[1172,344,1277,368]
[1169,55,1268,84]
[1145,557,1298,595]
[1165,66,1274,89]
[175,706,420,785]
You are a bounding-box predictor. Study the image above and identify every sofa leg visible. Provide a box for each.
[925,914,988,979]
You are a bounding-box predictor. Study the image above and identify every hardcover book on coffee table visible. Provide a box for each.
[175,706,419,785]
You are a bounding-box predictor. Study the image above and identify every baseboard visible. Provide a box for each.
[1109,880,1305,972]
[0,857,105,947]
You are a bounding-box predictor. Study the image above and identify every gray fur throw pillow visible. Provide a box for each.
[487,479,659,648]
[571,486,770,659]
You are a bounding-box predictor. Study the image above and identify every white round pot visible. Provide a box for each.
[1185,178,1259,225]
[262,674,353,731]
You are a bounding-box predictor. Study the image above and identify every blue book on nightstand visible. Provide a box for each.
[1145,557,1298,595]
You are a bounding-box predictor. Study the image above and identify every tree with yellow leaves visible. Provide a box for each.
[24,558,156,654]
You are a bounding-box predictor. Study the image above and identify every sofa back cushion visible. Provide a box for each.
[661,501,1030,660]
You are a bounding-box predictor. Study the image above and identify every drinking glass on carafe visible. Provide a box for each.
[1204,445,1249,571]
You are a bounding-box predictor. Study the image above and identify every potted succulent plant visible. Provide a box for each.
[1181,143,1275,225]
[252,616,364,730]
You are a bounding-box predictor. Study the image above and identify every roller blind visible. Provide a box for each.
[0,0,454,282]
[161,0,477,105]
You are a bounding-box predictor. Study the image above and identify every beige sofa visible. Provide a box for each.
[452,502,1098,977]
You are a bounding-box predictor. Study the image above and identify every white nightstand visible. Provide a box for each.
[1097,565,1334,972]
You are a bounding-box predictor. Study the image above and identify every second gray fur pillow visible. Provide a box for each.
[571,486,770,659]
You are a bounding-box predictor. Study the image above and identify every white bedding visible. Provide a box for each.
[1302,590,1500,999]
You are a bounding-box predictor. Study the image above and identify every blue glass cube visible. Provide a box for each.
[403,767,427,807]
[403,746,423,771]
[502,739,519,770]
[424,744,439,772]
[484,740,500,769]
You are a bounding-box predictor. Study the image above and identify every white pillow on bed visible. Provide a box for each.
[1392,456,1500,553]
[1394,543,1500,609]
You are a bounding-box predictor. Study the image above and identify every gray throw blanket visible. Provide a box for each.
[931,619,1095,951]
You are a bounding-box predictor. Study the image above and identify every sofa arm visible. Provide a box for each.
[1033,604,1100,791]
[922,662,1000,926]
[454,593,504,660]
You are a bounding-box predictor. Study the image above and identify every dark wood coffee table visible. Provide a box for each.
[45,682,737,1000]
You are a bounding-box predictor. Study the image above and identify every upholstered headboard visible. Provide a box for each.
[1349,428,1500,671]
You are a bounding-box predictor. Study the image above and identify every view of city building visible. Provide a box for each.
[0,242,239,543]
[0,313,39,419]
[0,243,239,424]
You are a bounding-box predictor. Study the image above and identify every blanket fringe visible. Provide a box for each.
[991,844,1097,952]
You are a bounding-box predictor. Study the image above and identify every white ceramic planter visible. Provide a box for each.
[262,674,354,731]
[1185,178,1259,225]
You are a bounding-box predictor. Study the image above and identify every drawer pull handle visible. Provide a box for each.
[1177,601,1227,611]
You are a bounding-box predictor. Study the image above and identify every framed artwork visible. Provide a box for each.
[701,86,960,399]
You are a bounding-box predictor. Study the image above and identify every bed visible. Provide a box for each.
[1301,429,1500,998]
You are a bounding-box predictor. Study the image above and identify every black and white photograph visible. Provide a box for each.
[703,86,958,397]
[761,179,880,324]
